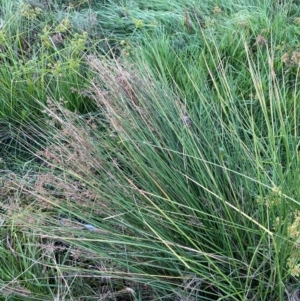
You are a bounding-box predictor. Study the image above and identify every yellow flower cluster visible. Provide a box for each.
[55,19,72,33]
[50,61,63,77]
[70,31,88,52]
[132,18,143,29]
[286,211,300,277]
[120,40,134,57]
[287,254,300,277]
[20,2,41,19]
[288,211,300,239]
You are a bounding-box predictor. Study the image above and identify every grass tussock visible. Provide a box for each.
[1,0,300,300]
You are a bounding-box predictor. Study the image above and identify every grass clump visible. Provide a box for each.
[1,0,300,300]
[3,42,299,299]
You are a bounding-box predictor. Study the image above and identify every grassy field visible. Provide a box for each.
[0,0,300,300]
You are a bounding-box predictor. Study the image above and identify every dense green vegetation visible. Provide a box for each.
[1,0,300,300]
